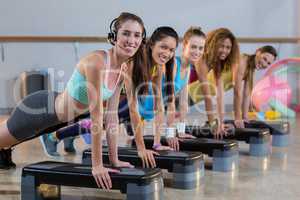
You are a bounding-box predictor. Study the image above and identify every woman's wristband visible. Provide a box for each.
[80,119,92,129]
[176,122,186,133]
[165,127,176,138]
[152,143,161,150]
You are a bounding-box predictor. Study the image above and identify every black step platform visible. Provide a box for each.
[82,147,204,189]
[185,125,271,157]
[224,119,290,147]
[21,161,163,200]
[132,136,239,172]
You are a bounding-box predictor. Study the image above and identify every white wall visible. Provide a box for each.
[1,0,296,37]
[297,0,300,55]
[0,0,299,110]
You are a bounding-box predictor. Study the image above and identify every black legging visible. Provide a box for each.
[12,112,90,147]
[21,98,134,143]
[15,97,135,145]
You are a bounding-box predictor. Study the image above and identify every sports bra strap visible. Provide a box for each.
[102,50,124,92]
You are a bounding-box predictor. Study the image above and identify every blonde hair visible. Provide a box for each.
[182,26,206,47]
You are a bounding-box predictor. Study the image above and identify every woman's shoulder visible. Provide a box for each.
[240,53,250,60]
[78,50,108,70]
[234,54,248,76]
[88,50,108,61]
[239,54,249,66]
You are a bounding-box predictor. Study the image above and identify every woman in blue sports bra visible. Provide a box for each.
[0,12,158,190]
[120,26,180,151]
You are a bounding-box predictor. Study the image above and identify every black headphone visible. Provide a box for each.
[107,18,147,45]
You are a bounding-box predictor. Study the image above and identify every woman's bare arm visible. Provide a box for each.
[233,55,248,126]
[84,51,111,189]
[233,57,246,121]
[104,81,122,165]
[178,67,190,123]
[215,74,225,124]
[195,59,215,123]
[242,78,251,119]
[123,62,158,167]
[152,66,165,145]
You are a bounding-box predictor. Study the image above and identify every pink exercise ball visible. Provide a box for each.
[251,75,292,111]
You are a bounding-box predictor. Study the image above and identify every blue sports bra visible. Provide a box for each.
[138,57,190,120]
[162,56,190,96]
[173,56,190,94]
[66,51,121,105]
[138,83,155,120]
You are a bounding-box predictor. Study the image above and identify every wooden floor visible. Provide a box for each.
[0,114,300,200]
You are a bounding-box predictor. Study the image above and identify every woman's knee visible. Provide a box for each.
[0,121,18,148]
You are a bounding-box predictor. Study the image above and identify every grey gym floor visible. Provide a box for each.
[0,112,299,200]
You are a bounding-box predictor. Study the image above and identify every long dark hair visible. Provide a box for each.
[245,45,278,91]
[108,12,148,94]
[146,26,179,102]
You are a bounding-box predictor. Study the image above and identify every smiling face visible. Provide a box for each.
[183,36,205,64]
[255,51,276,70]
[151,36,177,65]
[217,38,232,61]
[115,20,144,57]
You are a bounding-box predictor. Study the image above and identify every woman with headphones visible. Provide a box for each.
[0,12,158,190]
